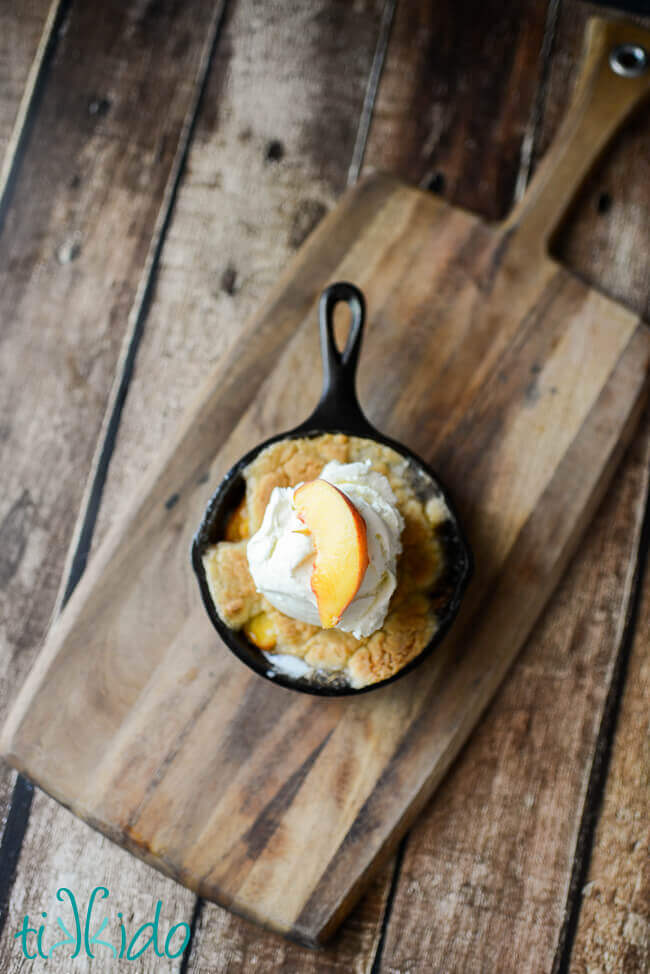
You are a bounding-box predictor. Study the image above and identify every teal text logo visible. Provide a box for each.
[14,887,191,961]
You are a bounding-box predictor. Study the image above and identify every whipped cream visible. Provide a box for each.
[246,459,404,638]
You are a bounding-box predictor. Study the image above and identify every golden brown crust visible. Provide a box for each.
[202,541,263,628]
[347,593,436,688]
[263,603,319,654]
[303,629,360,671]
[202,434,450,687]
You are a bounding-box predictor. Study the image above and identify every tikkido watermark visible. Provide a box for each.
[13,886,191,961]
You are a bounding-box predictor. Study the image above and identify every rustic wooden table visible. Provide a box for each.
[0,1,647,971]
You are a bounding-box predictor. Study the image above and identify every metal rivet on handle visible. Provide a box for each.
[609,44,648,78]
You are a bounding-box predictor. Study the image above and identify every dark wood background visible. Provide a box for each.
[0,1,647,971]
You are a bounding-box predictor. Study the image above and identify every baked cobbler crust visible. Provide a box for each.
[202,434,450,688]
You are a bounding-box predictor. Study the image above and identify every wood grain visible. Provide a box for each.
[362,0,549,217]
[0,0,58,809]
[0,0,53,176]
[570,512,649,974]
[0,0,221,783]
[2,788,196,974]
[186,864,394,974]
[0,0,388,970]
[0,0,227,964]
[377,418,650,974]
[3,21,649,935]
[375,6,650,972]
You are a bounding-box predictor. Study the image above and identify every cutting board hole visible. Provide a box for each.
[609,44,648,78]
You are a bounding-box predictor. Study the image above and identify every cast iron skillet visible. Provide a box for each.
[192,282,472,695]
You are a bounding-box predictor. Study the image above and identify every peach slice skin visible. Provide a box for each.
[293,479,369,628]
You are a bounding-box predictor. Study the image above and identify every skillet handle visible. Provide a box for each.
[302,282,375,434]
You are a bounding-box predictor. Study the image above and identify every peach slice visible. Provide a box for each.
[293,479,369,628]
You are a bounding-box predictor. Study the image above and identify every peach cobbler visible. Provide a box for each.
[200,434,459,689]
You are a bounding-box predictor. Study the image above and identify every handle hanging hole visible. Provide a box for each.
[609,44,648,78]
[333,302,352,355]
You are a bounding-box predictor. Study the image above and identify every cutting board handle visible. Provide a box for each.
[505,16,650,253]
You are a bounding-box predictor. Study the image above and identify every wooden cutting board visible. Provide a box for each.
[3,17,650,946]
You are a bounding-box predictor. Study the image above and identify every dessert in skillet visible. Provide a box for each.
[201,433,455,689]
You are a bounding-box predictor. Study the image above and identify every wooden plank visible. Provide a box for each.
[0,0,221,786]
[3,788,197,972]
[569,505,650,973]
[375,3,650,971]
[0,0,226,963]
[361,0,550,217]
[187,866,394,974]
[0,0,54,176]
[2,0,388,970]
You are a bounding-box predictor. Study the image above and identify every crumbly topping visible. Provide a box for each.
[202,541,263,628]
